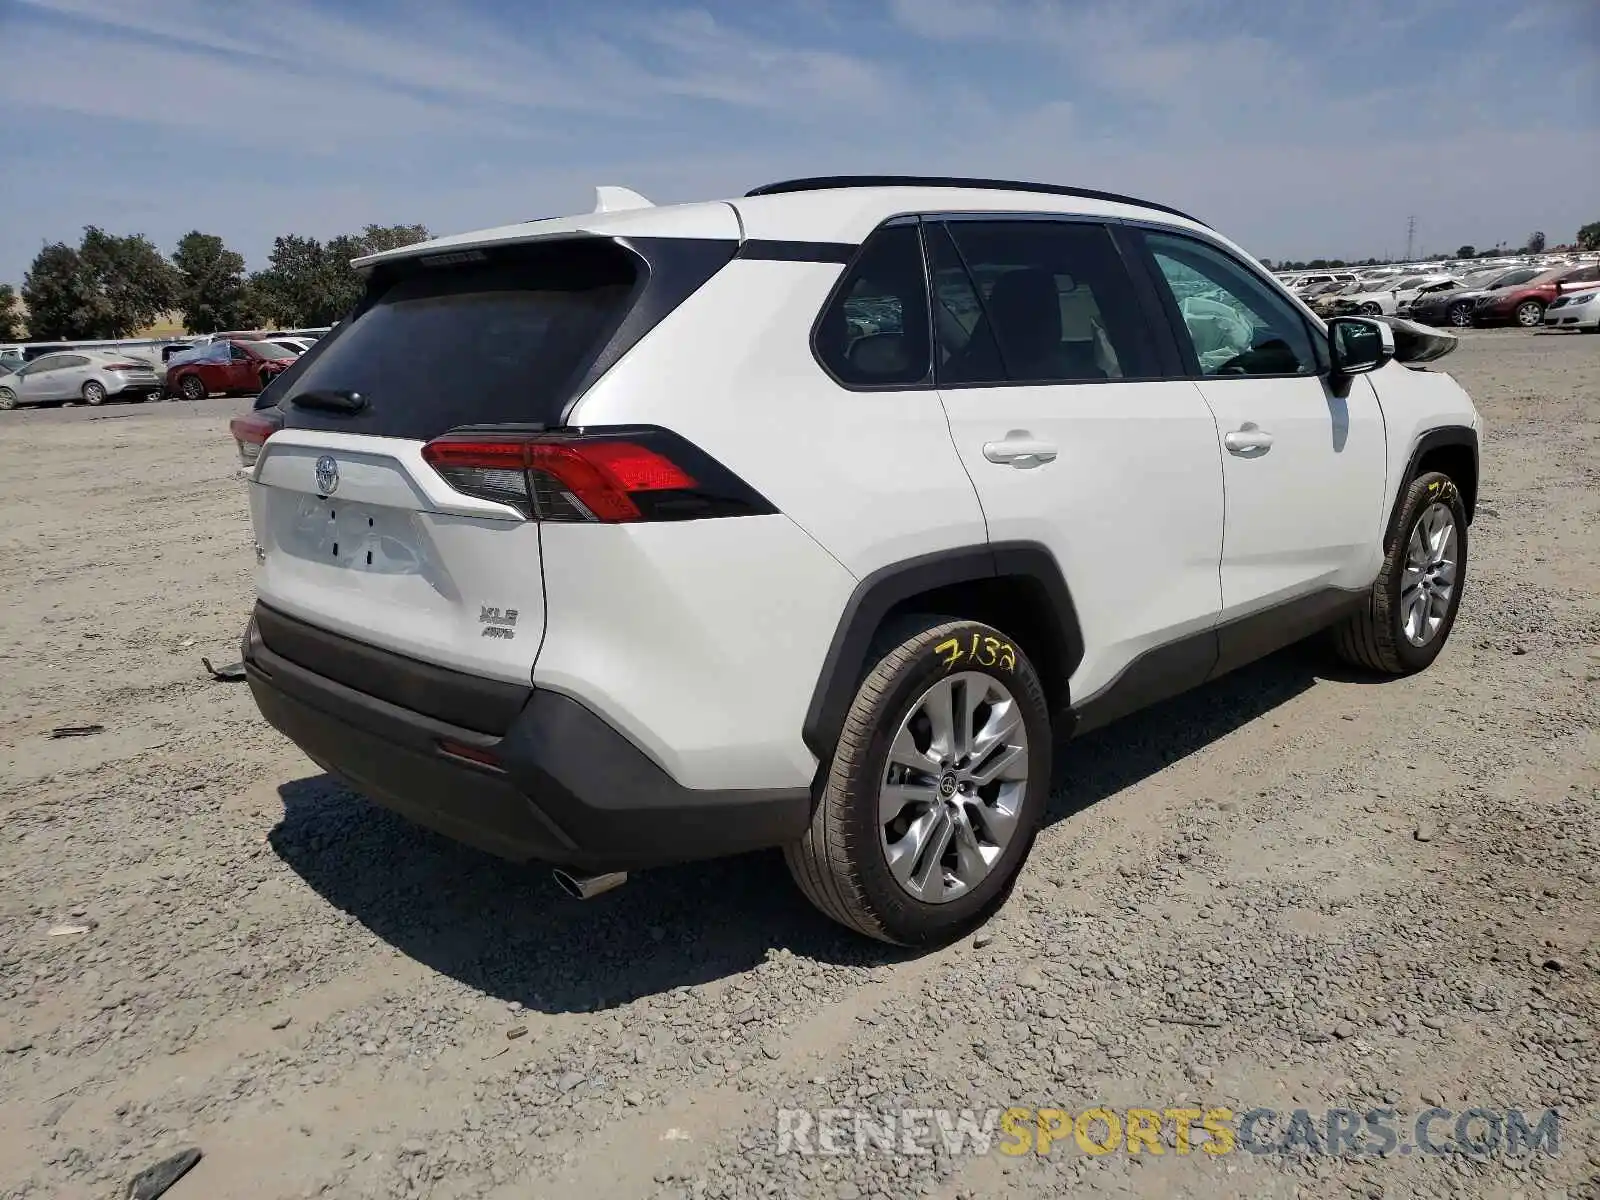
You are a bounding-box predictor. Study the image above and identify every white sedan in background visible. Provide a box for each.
[1331,273,1455,316]
[1542,282,1600,332]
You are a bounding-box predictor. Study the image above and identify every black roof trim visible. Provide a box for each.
[745,176,1208,228]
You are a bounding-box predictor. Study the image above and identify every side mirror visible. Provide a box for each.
[1328,316,1395,382]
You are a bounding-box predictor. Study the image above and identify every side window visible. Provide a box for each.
[1142,231,1319,378]
[815,224,931,388]
[206,343,231,364]
[933,219,1156,386]
[59,355,89,369]
[26,356,60,374]
[231,344,252,362]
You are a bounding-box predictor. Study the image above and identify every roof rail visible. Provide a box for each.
[745,175,1207,227]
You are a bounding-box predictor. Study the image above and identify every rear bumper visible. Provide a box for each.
[105,378,162,398]
[242,605,812,872]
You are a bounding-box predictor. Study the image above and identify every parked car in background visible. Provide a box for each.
[1298,280,1349,303]
[165,339,298,401]
[1406,267,1545,328]
[1308,280,1370,316]
[264,336,314,355]
[1285,270,1359,294]
[0,349,163,408]
[1542,281,1600,333]
[1328,274,1452,317]
[1474,263,1600,328]
[1396,276,1472,320]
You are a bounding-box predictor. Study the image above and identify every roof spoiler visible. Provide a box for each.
[593,186,654,213]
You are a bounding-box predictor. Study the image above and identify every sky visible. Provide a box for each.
[0,0,1596,282]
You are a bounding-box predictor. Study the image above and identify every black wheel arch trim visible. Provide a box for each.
[1385,425,1479,545]
[801,541,1085,760]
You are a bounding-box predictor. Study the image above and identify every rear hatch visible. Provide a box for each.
[244,237,667,685]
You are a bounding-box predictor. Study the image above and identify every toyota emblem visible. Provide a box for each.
[314,455,339,495]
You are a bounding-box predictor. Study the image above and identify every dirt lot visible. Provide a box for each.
[1,329,1596,1200]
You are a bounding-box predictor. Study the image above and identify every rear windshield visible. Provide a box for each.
[275,241,641,439]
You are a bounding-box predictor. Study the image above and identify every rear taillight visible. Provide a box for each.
[420,427,774,523]
[229,411,281,468]
[106,361,146,372]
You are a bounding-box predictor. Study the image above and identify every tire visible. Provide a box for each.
[178,374,206,402]
[0,386,15,411]
[785,616,1052,946]
[1360,302,1383,316]
[1447,303,1473,328]
[82,379,106,406]
[1333,470,1468,675]
[1515,300,1544,328]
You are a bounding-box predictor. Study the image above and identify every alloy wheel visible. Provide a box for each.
[1448,304,1473,328]
[1401,501,1458,647]
[1516,301,1543,328]
[878,671,1029,904]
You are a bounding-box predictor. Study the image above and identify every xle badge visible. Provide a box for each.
[480,605,519,640]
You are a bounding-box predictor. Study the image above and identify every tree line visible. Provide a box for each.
[1269,223,1600,273]
[5,218,1599,344]
[0,224,429,343]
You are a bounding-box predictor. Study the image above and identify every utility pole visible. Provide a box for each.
[1405,215,1417,262]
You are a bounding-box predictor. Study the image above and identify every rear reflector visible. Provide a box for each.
[437,738,503,771]
[421,426,773,523]
[229,411,282,468]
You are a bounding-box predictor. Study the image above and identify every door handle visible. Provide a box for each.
[982,436,1059,467]
[1223,425,1274,455]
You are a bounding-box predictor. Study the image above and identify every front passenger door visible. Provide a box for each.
[17,356,63,402]
[1132,229,1388,671]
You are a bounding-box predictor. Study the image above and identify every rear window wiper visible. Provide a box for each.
[291,389,368,414]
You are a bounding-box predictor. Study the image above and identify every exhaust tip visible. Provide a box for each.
[552,868,628,900]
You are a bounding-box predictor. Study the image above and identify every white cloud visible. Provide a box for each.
[8,0,902,130]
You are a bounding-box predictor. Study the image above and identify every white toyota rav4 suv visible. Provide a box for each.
[234,177,1482,946]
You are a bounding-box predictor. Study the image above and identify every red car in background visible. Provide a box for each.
[165,339,298,401]
[1473,262,1600,328]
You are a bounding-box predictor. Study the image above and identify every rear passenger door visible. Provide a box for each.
[929,218,1226,721]
[1129,227,1388,670]
[54,354,93,398]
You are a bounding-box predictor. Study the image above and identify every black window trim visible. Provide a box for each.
[1121,218,1332,383]
[808,210,1343,393]
[808,215,938,394]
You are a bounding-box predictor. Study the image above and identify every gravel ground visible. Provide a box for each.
[1,329,1596,1200]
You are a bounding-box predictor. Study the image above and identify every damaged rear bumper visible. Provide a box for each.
[242,604,812,872]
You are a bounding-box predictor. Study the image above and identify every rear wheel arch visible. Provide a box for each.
[802,542,1083,760]
[1385,426,1478,546]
